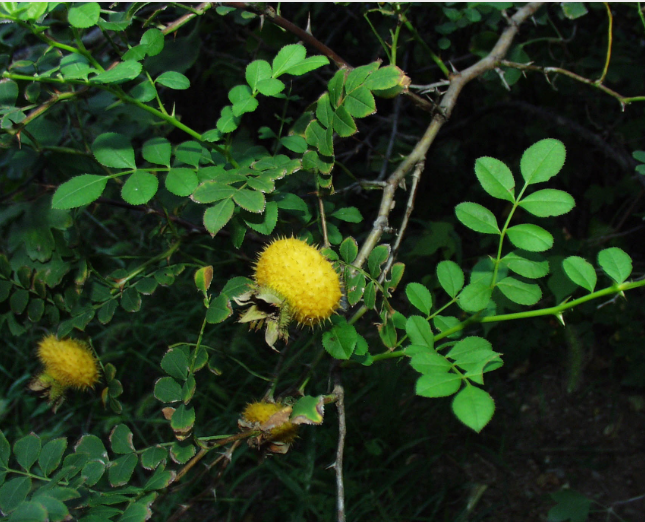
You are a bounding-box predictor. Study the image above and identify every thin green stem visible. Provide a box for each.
[364,12,391,63]
[639,3,645,34]
[400,15,450,79]
[597,2,613,85]
[491,181,529,286]
[351,279,645,366]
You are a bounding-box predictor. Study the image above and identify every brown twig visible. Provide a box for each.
[331,367,346,522]
[161,2,213,35]
[318,194,331,248]
[353,3,546,271]
[500,61,645,110]
[224,2,352,68]
[380,160,423,280]
[224,2,435,112]
[167,440,242,522]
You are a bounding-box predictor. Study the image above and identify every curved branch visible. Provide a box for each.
[353,2,545,270]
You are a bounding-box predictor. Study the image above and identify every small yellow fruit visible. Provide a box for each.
[255,237,342,326]
[241,401,298,444]
[37,335,100,390]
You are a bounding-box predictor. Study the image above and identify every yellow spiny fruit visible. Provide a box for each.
[255,237,342,326]
[242,401,298,443]
[37,335,100,390]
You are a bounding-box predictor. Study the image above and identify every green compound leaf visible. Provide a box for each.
[170,404,195,431]
[562,256,597,293]
[416,373,462,398]
[155,71,190,90]
[327,69,347,108]
[284,55,329,76]
[216,105,241,134]
[452,386,495,432]
[455,202,500,235]
[38,438,67,477]
[245,200,278,235]
[457,281,492,312]
[122,171,158,205]
[0,80,18,105]
[144,463,175,491]
[161,348,189,381]
[165,168,198,197]
[496,276,542,305]
[474,156,515,202]
[256,78,285,96]
[234,189,265,213]
[519,189,575,217]
[140,28,164,57]
[501,251,549,279]
[108,453,138,487]
[140,446,168,470]
[246,60,272,92]
[9,500,47,521]
[221,277,253,299]
[120,287,141,312]
[561,2,588,20]
[339,236,358,263]
[305,120,333,156]
[506,224,554,252]
[368,244,390,278]
[229,85,258,116]
[0,476,31,513]
[343,86,376,118]
[409,351,452,375]
[81,459,105,487]
[110,424,135,454]
[548,489,592,522]
[433,315,462,339]
[93,133,136,169]
[406,283,432,315]
[363,65,404,91]
[205,293,232,324]
[323,319,357,360]
[170,442,195,464]
[272,43,306,78]
[363,281,376,309]
[68,2,100,28]
[92,60,142,84]
[332,105,357,137]
[0,431,10,467]
[52,175,108,209]
[316,92,334,128]
[405,316,434,349]
[192,181,236,204]
[14,433,40,472]
[280,135,308,153]
[194,266,213,293]
[174,141,202,168]
[331,207,362,223]
[32,496,66,521]
[597,247,632,284]
[290,395,325,425]
[75,434,108,462]
[520,138,566,185]
[436,260,464,298]
[345,62,380,93]
[142,137,171,167]
[203,199,235,236]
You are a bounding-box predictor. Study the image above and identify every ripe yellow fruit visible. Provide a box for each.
[255,237,342,326]
[241,400,298,444]
[37,335,100,390]
[29,335,101,412]
[237,237,342,349]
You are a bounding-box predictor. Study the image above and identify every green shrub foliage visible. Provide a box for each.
[1,2,644,521]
